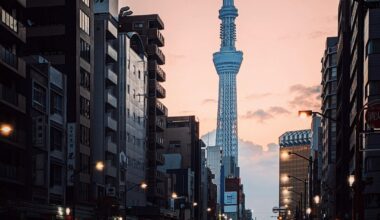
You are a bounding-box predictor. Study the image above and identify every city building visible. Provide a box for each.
[25,0,95,217]
[244,209,253,220]
[335,1,380,219]
[213,0,243,179]
[164,116,202,219]
[92,1,121,217]
[279,130,311,219]
[118,30,148,209]
[119,13,168,208]
[224,177,241,220]
[201,147,209,220]
[310,116,322,220]
[320,36,338,219]
[206,145,222,204]
[0,0,27,217]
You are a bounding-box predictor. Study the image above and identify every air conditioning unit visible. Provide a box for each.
[106,185,116,197]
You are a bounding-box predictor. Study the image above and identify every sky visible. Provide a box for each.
[119,0,339,219]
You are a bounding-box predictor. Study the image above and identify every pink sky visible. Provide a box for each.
[121,0,339,218]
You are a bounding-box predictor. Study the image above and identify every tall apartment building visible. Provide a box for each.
[25,0,95,217]
[164,116,202,219]
[320,36,338,219]
[0,1,27,217]
[92,0,121,217]
[279,130,311,219]
[118,30,148,208]
[335,1,380,219]
[119,14,168,207]
[335,1,352,219]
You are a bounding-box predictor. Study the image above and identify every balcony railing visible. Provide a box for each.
[155,99,168,116]
[0,83,26,113]
[0,7,26,42]
[106,68,118,85]
[148,61,166,82]
[0,163,25,184]
[106,43,118,63]
[156,117,165,132]
[105,160,117,177]
[156,152,165,165]
[147,44,165,65]
[156,135,165,149]
[148,28,165,47]
[106,90,117,109]
[106,114,117,131]
[106,136,117,154]
[0,44,26,77]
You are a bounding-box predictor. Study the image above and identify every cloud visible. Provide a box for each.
[242,109,273,123]
[288,84,321,110]
[241,106,291,123]
[202,98,217,105]
[246,92,272,100]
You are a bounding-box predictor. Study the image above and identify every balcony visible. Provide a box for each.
[149,81,166,99]
[156,152,165,165]
[156,135,165,149]
[156,117,165,132]
[106,68,118,85]
[154,99,168,116]
[106,136,117,154]
[147,169,166,183]
[0,44,26,78]
[105,160,117,177]
[0,7,26,42]
[147,44,165,65]
[106,90,117,109]
[148,28,165,47]
[106,20,117,40]
[148,61,166,82]
[106,44,118,63]
[0,163,25,184]
[0,84,26,113]
[105,114,117,131]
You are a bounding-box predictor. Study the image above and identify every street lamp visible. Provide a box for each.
[298,110,337,122]
[207,207,212,212]
[0,123,13,136]
[171,192,178,199]
[95,161,105,171]
[348,175,355,187]
[306,207,312,215]
[193,202,198,207]
[313,195,320,205]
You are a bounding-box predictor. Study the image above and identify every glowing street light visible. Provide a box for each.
[281,151,290,160]
[95,161,105,171]
[65,207,71,216]
[207,207,211,212]
[306,207,312,215]
[193,202,198,207]
[314,195,320,204]
[348,175,355,187]
[0,124,13,136]
[172,192,178,199]
[281,175,290,183]
[140,182,148,189]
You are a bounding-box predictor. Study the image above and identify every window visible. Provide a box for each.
[50,164,62,187]
[80,39,91,63]
[169,141,181,148]
[33,82,46,111]
[366,81,380,97]
[127,108,130,118]
[80,68,91,90]
[50,127,62,151]
[367,39,380,55]
[80,96,90,119]
[127,84,130,94]
[331,67,337,79]
[138,70,141,79]
[1,9,18,32]
[133,22,144,29]
[80,153,90,173]
[80,125,90,146]
[80,10,90,35]
[51,91,63,115]
[82,0,90,7]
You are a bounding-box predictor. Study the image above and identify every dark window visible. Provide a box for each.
[50,91,63,115]
[80,125,90,146]
[78,183,89,201]
[80,153,90,173]
[50,163,62,187]
[367,39,380,55]
[33,82,46,112]
[80,68,91,90]
[133,22,144,29]
[80,10,90,35]
[80,96,90,119]
[366,157,380,172]
[80,39,91,63]
[50,127,62,151]
[169,141,181,148]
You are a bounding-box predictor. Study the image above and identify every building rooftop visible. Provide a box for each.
[279,129,311,147]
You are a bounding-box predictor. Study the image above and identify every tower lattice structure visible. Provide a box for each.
[213,0,243,177]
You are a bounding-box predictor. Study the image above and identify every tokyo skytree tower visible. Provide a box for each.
[213,0,243,177]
